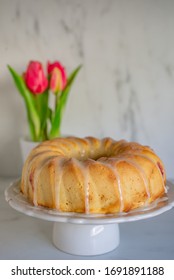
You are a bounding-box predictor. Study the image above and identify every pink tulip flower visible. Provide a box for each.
[25,61,48,94]
[47,61,67,93]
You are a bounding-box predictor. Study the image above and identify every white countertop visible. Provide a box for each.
[1,177,174,260]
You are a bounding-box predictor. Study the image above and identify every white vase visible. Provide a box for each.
[20,138,40,163]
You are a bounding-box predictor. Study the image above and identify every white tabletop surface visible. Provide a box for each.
[1,177,174,260]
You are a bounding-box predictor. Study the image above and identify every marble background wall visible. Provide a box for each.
[0,0,174,178]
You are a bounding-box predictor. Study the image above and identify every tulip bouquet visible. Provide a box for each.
[8,61,81,141]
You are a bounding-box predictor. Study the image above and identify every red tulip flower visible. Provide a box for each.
[47,61,67,93]
[25,61,48,94]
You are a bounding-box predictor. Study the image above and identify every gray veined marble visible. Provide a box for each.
[0,0,174,179]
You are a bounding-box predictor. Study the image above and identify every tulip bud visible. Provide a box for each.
[47,61,67,93]
[25,61,48,94]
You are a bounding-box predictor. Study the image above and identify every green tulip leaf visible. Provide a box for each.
[8,65,41,141]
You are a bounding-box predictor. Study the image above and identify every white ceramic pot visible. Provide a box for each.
[20,138,40,163]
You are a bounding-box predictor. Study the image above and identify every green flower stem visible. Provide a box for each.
[49,65,82,139]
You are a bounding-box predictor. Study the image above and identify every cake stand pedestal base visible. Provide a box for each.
[53,222,120,256]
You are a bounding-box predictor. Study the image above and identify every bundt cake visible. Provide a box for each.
[21,137,166,214]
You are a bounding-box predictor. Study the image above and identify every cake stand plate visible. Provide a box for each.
[5,180,174,256]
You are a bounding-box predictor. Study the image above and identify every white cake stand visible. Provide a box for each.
[5,180,174,256]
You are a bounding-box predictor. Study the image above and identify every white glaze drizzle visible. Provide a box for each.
[23,149,60,195]
[73,159,90,214]
[32,155,60,206]
[121,157,150,201]
[23,151,45,196]
[53,157,66,210]
[129,152,166,192]
[98,159,124,212]
[108,163,123,212]
[98,155,152,210]
[24,147,60,206]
